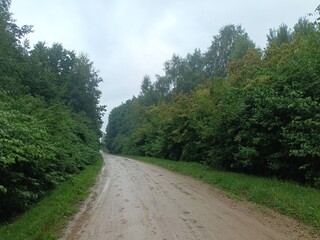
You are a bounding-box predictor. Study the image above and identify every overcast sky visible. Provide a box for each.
[11,0,318,130]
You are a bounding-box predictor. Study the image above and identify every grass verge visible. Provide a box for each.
[126,155,320,230]
[0,155,103,240]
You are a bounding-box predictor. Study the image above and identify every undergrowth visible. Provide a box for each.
[0,155,103,240]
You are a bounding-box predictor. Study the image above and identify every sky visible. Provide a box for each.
[10,0,319,130]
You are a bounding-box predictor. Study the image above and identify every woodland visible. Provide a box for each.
[104,11,320,188]
[0,1,104,221]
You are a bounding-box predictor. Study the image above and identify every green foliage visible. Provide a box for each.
[0,2,104,222]
[267,24,293,46]
[294,18,317,37]
[27,43,104,135]
[231,29,320,183]
[0,98,55,217]
[0,0,32,94]
[205,24,254,77]
[104,99,142,153]
[0,94,101,221]
[0,155,102,240]
[105,17,320,188]
[230,34,256,61]
[163,49,207,94]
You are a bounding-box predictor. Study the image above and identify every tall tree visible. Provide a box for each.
[162,49,206,94]
[293,18,316,37]
[139,75,158,106]
[153,75,171,102]
[267,24,292,46]
[230,33,256,61]
[64,53,104,135]
[0,0,32,94]
[0,1,105,221]
[205,24,248,77]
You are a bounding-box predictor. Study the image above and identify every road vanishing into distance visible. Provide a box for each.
[61,154,315,240]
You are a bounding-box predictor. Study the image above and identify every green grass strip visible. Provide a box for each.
[126,155,320,230]
[0,156,103,240]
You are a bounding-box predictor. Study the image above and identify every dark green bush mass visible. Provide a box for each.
[104,17,320,187]
[0,1,104,221]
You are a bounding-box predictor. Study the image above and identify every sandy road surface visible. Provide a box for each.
[62,154,316,240]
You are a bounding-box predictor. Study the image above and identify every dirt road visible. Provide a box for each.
[61,154,315,240]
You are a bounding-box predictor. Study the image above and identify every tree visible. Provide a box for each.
[267,24,292,46]
[0,1,105,220]
[140,75,153,95]
[153,75,171,102]
[138,75,157,105]
[293,18,316,37]
[104,99,143,153]
[161,49,206,94]
[0,0,32,94]
[64,53,104,134]
[205,24,248,77]
[230,33,256,61]
[105,17,320,188]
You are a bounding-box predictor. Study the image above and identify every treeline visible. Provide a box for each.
[104,16,320,187]
[0,1,104,221]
